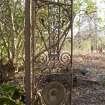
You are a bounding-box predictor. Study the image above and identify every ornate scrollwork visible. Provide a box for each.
[59,52,71,66]
[34,52,71,72]
[35,53,49,68]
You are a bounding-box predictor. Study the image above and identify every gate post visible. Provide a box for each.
[70,0,74,104]
[24,0,31,105]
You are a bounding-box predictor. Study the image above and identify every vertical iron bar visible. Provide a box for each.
[52,7,54,56]
[24,0,31,104]
[48,4,51,60]
[57,0,60,59]
[31,0,36,103]
[48,3,52,72]
[70,0,73,105]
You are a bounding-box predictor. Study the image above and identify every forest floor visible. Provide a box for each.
[72,53,105,105]
[72,84,105,105]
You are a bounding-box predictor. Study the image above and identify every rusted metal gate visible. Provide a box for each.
[25,0,73,105]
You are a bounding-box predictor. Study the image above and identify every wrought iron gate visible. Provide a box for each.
[31,0,73,105]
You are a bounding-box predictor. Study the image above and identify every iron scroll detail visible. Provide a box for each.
[34,52,71,72]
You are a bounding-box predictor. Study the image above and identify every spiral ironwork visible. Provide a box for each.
[60,52,71,66]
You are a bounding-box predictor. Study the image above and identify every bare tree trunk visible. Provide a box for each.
[24,0,31,104]
[11,12,15,62]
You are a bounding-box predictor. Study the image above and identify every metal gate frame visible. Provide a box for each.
[24,0,73,105]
